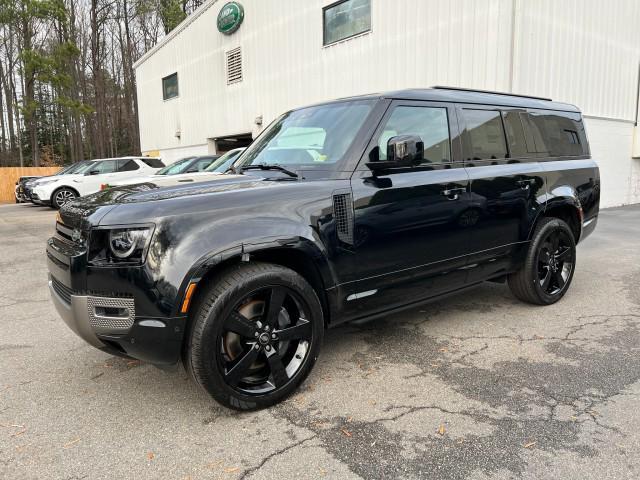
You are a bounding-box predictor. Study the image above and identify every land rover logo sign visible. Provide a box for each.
[217,2,244,35]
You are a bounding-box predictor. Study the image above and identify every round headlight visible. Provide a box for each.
[109,229,146,259]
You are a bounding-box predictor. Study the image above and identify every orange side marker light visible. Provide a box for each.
[181,283,198,314]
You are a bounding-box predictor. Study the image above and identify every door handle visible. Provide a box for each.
[516,179,536,190]
[441,187,466,201]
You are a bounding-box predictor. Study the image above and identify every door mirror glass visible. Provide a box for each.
[367,135,424,172]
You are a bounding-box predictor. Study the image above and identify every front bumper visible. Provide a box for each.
[48,275,186,365]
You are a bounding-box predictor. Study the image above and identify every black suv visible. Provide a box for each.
[47,87,599,410]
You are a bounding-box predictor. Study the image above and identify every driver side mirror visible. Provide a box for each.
[85,169,100,176]
[366,135,424,173]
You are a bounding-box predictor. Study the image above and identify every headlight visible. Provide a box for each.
[88,226,153,265]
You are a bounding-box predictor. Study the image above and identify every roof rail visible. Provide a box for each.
[431,86,552,102]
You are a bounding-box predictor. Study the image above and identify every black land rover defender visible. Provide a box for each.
[47,87,600,410]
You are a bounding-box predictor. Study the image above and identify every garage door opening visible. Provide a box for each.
[212,133,253,153]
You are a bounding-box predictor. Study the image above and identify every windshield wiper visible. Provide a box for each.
[240,164,299,178]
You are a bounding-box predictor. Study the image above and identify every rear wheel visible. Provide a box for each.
[186,262,324,410]
[52,187,77,209]
[508,217,576,305]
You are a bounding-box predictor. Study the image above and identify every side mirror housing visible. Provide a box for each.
[86,170,100,176]
[366,135,424,173]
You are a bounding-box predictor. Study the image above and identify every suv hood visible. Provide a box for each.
[77,174,263,206]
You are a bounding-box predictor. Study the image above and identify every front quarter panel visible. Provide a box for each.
[93,180,348,318]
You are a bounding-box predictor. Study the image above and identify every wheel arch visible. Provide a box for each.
[531,197,583,243]
[52,185,80,201]
[178,240,335,328]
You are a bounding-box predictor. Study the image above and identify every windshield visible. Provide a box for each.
[205,149,244,172]
[58,161,90,175]
[74,162,99,174]
[236,100,374,172]
[156,157,196,175]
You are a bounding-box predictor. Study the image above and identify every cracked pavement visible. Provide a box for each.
[1,203,640,479]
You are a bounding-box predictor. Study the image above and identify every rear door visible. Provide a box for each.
[458,105,546,283]
[340,100,473,320]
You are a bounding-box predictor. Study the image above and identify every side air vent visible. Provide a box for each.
[226,47,243,85]
[333,192,354,246]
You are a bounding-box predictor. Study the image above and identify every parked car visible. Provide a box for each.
[47,88,599,410]
[32,157,164,209]
[110,149,245,188]
[15,176,40,203]
[23,161,92,203]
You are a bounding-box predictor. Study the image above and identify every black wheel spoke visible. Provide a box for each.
[263,287,287,327]
[554,271,566,289]
[541,269,552,291]
[225,346,259,387]
[225,311,257,339]
[265,349,289,387]
[276,319,312,341]
[556,246,572,262]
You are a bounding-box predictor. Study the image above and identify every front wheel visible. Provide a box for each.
[52,187,77,209]
[186,262,324,410]
[508,217,576,305]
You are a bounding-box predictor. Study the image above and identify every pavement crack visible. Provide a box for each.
[239,435,317,479]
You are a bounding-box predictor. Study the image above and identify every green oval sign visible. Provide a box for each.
[217,2,244,35]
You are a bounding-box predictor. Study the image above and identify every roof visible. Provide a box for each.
[321,87,580,113]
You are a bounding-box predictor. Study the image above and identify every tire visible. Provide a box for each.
[52,187,77,209]
[508,217,576,305]
[186,262,324,410]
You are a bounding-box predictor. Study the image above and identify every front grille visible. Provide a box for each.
[87,296,135,332]
[51,276,73,305]
[55,222,85,247]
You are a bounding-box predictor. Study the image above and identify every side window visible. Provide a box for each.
[191,157,215,171]
[377,106,451,164]
[528,111,587,157]
[118,160,140,172]
[502,110,536,158]
[462,109,508,160]
[90,160,118,174]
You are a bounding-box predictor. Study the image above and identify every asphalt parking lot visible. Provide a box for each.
[1,203,640,480]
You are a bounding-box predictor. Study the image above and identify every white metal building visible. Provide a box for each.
[134,0,640,207]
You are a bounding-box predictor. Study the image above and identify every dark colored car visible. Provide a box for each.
[15,176,40,203]
[47,87,599,410]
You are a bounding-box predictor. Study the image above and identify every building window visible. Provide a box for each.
[162,73,179,100]
[323,0,371,46]
[226,47,243,85]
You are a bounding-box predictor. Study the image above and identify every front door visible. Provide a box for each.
[338,101,473,321]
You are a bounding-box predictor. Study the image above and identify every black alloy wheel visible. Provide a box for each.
[186,263,323,410]
[219,285,313,395]
[536,228,575,296]
[508,217,577,305]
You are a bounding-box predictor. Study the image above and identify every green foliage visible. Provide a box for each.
[159,0,187,33]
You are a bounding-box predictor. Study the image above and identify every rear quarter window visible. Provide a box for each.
[140,158,165,168]
[527,111,588,157]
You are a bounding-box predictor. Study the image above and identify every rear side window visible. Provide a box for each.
[377,106,451,164]
[527,111,588,157]
[140,158,165,168]
[462,109,507,160]
[118,160,140,172]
